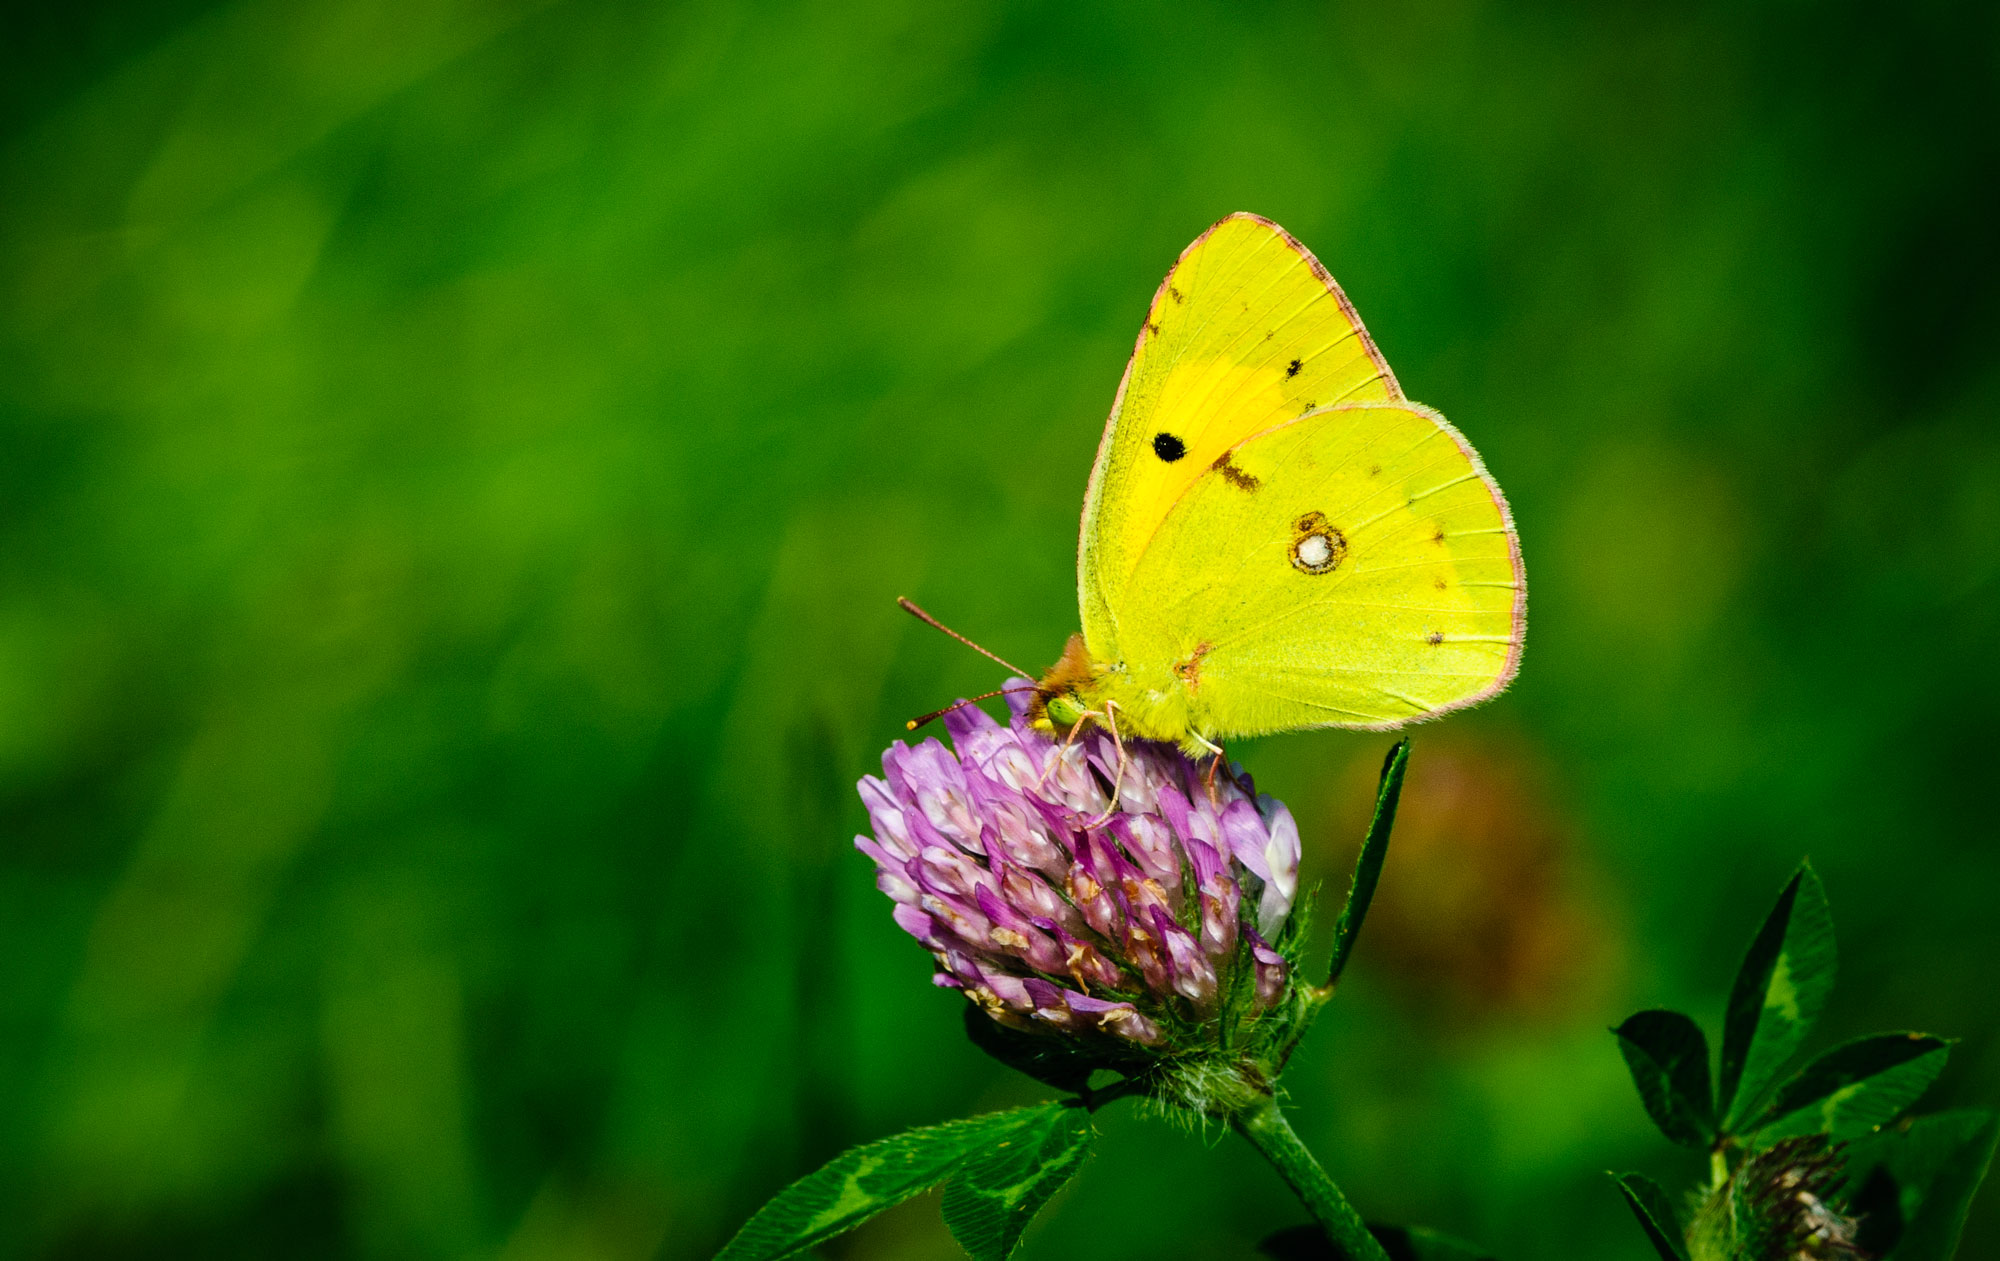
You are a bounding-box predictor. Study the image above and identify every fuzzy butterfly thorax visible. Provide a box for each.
[1024,633,1096,737]
[1028,634,1228,759]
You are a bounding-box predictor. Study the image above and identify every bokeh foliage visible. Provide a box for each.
[2,1,1996,1257]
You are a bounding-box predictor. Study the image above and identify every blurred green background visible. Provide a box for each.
[3,1,1996,1257]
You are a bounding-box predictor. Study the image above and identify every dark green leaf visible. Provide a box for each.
[961,1004,1104,1094]
[1841,1109,1999,1261]
[1256,1223,1495,1261]
[1327,740,1408,989]
[1369,1224,1498,1261]
[715,1105,1061,1261]
[941,1101,1093,1261]
[1257,1226,1336,1260]
[1748,1033,1950,1141]
[1610,1172,1691,1261]
[1614,1009,1716,1147]
[1846,1161,1905,1257]
[1717,862,1836,1129]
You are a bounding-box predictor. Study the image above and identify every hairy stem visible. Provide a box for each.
[1233,1095,1390,1261]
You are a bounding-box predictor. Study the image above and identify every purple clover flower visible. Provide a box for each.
[857,683,1303,1057]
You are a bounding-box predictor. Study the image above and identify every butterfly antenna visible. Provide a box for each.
[896,597,1036,678]
[905,687,1035,732]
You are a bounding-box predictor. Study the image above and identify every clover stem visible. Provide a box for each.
[1233,1094,1391,1261]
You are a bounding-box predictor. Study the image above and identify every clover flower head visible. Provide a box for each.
[856,682,1304,1065]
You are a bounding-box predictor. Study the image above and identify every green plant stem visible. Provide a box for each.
[1233,1095,1391,1261]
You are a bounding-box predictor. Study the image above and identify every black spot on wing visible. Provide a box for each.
[1152,432,1187,462]
[1286,358,1302,378]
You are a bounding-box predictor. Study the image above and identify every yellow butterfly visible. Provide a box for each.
[914,213,1525,761]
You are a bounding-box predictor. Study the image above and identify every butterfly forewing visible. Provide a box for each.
[1079,214,1400,661]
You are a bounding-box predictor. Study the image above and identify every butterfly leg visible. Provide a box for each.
[1085,702,1130,828]
[1037,714,1090,791]
[1210,743,1255,801]
[1186,730,1227,805]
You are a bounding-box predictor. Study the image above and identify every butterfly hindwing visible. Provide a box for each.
[1078,214,1401,661]
[1109,401,1524,738]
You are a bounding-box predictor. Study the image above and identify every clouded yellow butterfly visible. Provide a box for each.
[1021,212,1527,757]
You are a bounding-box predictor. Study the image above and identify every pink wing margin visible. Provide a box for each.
[1426,408,1528,718]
